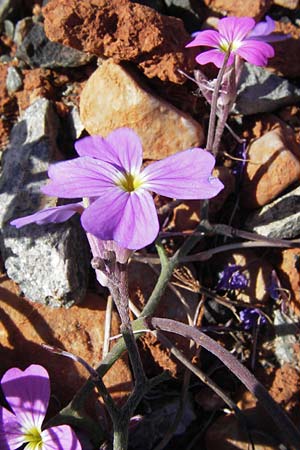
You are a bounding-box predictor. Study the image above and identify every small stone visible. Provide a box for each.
[202,0,271,19]
[278,248,300,314]
[0,98,89,307]
[273,310,299,366]
[80,60,204,159]
[42,0,196,83]
[245,186,300,239]
[240,125,300,209]
[16,22,93,69]
[234,63,300,115]
[6,66,23,94]
[273,0,299,10]
[0,0,20,23]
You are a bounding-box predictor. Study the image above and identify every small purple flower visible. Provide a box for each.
[0,364,81,450]
[239,308,267,330]
[11,127,223,251]
[186,16,275,68]
[217,264,248,290]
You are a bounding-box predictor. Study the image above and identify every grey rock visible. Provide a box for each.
[0,98,89,307]
[234,63,300,115]
[245,185,300,239]
[274,310,299,367]
[6,66,23,94]
[3,19,14,39]
[67,106,85,140]
[14,17,34,47]
[16,22,93,68]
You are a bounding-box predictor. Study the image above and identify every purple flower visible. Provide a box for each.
[239,308,267,330]
[186,16,275,68]
[11,127,223,251]
[217,264,248,290]
[0,365,81,450]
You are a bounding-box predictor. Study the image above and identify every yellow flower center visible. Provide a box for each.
[23,426,43,450]
[219,38,240,53]
[115,171,144,192]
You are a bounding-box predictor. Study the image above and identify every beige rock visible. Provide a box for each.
[80,60,204,159]
[273,0,299,8]
[240,125,300,209]
[202,0,271,19]
[0,274,132,409]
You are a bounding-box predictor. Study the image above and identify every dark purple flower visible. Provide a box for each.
[186,16,275,68]
[0,365,81,450]
[239,308,267,330]
[217,264,248,290]
[11,127,224,251]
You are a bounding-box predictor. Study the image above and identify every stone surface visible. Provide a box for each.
[234,63,300,116]
[42,0,196,83]
[16,22,93,69]
[0,274,132,406]
[273,0,299,7]
[269,22,300,79]
[273,310,299,366]
[0,0,20,23]
[0,64,17,153]
[6,66,23,94]
[80,60,204,159]
[202,0,271,19]
[278,248,300,314]
[245,186,300,239]
[240,125,300,209]
[0,98,89,307]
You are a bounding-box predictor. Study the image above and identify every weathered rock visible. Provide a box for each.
[42,0,196,83]
[235,63,300,115]
[0,98,89,307]
[202,0,271,19]
[269,21,300,78]
[16,22,93,68]
[80,60,204,159]
[273,310,299,366]
[273,0,299,8]
[240,125,300,209]
[245,186,300,239]
[6,66,23,94]
[0,274,132,406]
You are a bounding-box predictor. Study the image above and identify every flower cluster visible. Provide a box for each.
[11,127,223,251]
[217,264,248,291]
[186,16,276,68]
[239,308,267,330]
[0,365,81,450]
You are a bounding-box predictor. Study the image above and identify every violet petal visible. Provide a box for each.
[42,425,82,450]
[10,203,83,228]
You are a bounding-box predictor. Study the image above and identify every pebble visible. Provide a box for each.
[234,63,300,115]
[246,186,300,239]
[240,125,300,209]
[0,98,89,307]
[6,66,23,94]
[16,22,93,69]
[80,59,204,159]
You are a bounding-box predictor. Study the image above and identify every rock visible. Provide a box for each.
[80,60,204,159]
[202,0,271,19]
[14,68,55,111]
[240,125,300,209]
[245,186,300,239]
[269,21,300,78]
[273,0,299,7]
[0,64,17,153]
[0,98,89,307]
[6,66,23,94]
[277,248,300,314]
[0,274,132,406]
[163,0,203,31]
[234,63,300,115]
[0,0,20,23]
[16,22,93,68]
[42,0,196,83]
[273,310,299,366]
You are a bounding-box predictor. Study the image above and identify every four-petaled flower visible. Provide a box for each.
[11,127,223,251]
[186,16,275,68]
[0,365,81,450]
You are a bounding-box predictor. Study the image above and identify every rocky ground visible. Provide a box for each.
[1,0,300,449]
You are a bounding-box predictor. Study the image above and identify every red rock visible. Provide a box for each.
[269,22,300,78]
[0,274,132,410]
[42,0,196,84]
[240,125,300,209]
[202,0,272,19]
[79,60,204,159]
[0,65,17,153]
[277,248,300,314]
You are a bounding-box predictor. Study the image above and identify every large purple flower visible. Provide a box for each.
[186,16,275,68]
[0,365,81,450]
[11,128,223,250]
